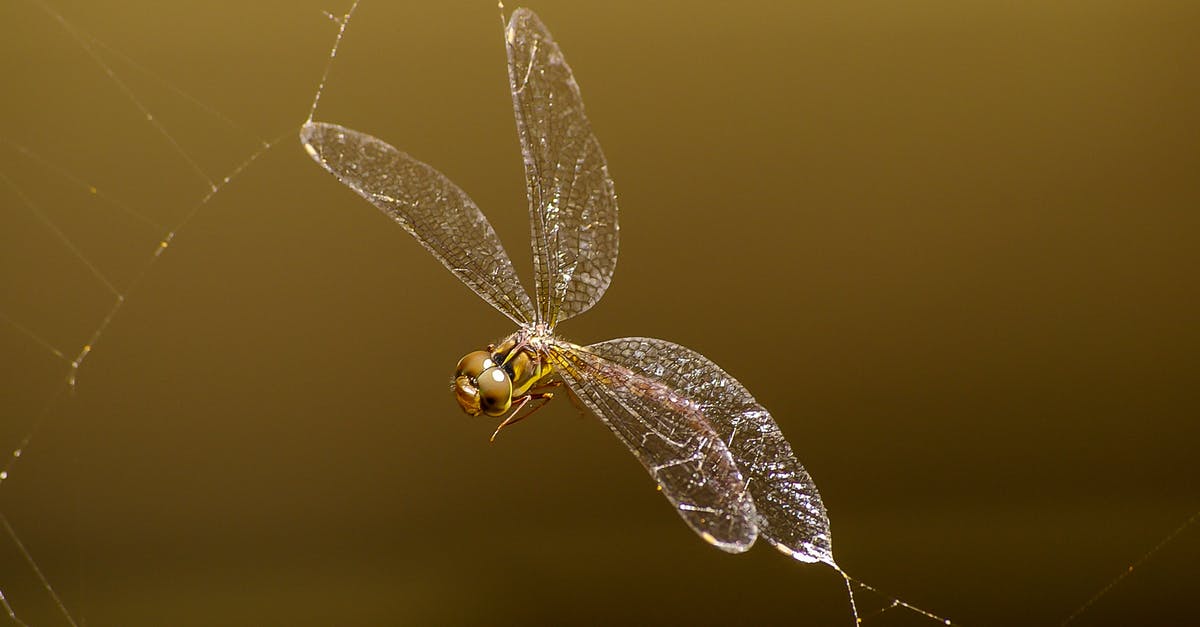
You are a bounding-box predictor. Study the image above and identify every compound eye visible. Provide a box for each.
[476,367,513,417]
[455,350,496,379]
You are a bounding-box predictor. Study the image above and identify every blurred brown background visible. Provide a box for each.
[1,1,1197,625]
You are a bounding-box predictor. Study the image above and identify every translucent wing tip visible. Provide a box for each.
[300,121,371,185]
[299,121,335,166]
[702,530,756,555]
[505,9,556,63]
[506,7,541,30]
[671,494,758,555]
[771,538,836,566]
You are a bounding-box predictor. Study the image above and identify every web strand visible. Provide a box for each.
[28,0,217,192]
[1061,508,1200,626]
[0,311,67,364]
[1,172,122,298]
[0,514,77,627]
[0,2,1192,624]
[835,566,956,626]
[306,0,361,124]
[1,138,164,232]
[0,131,287,482]
[1,2,292,621]
[0,586,30,627]
[84,37,269,149]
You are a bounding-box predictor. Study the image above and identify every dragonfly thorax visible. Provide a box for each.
[452,335,551,417]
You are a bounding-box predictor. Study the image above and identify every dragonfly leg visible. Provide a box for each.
[526,378,583,416]
[525,377,585,418]
[490,388,556,442]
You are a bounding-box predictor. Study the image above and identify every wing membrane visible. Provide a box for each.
[586,337,834,565]
[546,339,757,552]
[301,122,535,325]
[506,9,619,328]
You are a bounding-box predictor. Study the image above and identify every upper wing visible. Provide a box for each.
[546,339,757,552]
[505,9,619,329]
[301,121,535,325]
[586,337,834,566]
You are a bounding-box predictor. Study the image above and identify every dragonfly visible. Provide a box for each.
[300,7,834,566]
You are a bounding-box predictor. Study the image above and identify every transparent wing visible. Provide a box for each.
[301,122,535,325]
[545,339,757,552]
[506,9,619,328]
[586,337,834,565]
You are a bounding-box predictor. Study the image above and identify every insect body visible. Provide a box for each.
[302,6,835,567]
[454,328,558,437]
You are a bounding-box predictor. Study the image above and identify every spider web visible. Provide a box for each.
[1,1,1196,625]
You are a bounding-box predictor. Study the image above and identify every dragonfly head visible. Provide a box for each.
[453,350,513,417]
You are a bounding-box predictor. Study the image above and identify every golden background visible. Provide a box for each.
[1,0,1196,625]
